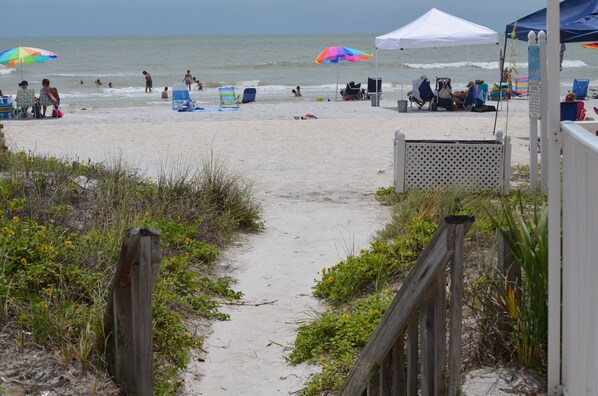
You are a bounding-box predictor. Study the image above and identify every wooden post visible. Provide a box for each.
[447,219,466,396]
[104,228,161,395]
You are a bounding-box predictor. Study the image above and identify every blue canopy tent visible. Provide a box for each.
[505,0,598,43]
[492,0,598,133]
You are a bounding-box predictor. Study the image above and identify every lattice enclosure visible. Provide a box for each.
[394,131,510,194]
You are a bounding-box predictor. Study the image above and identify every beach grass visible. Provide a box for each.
[0,149,262,394]
[291,166,548,395]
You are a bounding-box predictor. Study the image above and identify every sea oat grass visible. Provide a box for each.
[0,150,262,394]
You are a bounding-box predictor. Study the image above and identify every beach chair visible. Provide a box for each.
[0,96,13,119]
[367,77,382,96]
[219,86,239,108]
[561,101,578,121]
[561,100,586,121]
[409,78,434,109]
[515,77,529,97]
[241,87,256,104]
[572,79,589,100]
[172,87,194,111]
[431,77,454,111]
[489,82,510,101]
[342,82,361,100]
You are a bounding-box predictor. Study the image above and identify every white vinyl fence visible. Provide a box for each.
[393,130,511,195]
[561,120,598,396]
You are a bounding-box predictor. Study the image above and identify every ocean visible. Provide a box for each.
[0,34,594,109]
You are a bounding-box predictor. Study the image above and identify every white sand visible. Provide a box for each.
[2,97,559,395]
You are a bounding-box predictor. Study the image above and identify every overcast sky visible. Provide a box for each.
[2,0,548,37]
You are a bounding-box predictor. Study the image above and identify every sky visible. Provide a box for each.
[1,0,549,37]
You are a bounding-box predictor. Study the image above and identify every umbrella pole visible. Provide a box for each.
[335,61,340,101]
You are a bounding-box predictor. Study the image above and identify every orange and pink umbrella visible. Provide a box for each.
[315,46,373,100]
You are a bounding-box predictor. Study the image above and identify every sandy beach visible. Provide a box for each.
[2,97,561,394]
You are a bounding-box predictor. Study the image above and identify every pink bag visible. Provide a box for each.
[52,108,63,118]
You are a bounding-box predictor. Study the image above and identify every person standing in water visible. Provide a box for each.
[183,70,193,91]
[142,71,152,93]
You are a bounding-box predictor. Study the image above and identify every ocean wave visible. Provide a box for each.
[0,68,15,75]
[403,59,587,70]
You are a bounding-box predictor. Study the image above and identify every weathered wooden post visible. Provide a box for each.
[104,228,161,395]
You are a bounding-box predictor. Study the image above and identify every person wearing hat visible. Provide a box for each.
[15,81,36,119]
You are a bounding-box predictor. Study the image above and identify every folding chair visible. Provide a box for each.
[172,86,194,111]
[241,88,256,104]
[219,86,239,108]
[572,79,590,100]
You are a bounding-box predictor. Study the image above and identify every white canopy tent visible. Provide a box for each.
[375,8,499,50]
[374,8,499,100]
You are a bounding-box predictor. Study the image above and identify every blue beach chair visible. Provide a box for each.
[572,79,589,100]
[172,87,194,111]
[241,88,256,104]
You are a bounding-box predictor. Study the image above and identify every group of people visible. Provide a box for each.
[292,86,302,96]
[6,79,61,119]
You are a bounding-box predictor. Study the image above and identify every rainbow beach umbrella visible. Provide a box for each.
[0,46,58,80]
[315,46,373,101]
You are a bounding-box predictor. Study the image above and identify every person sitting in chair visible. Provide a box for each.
[15,81,36,119]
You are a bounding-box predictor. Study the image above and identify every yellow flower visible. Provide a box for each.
[359,249,366,255]
[321,267,326,274]
[185,331,191,337]
[11,216,19,223]
[342,313,349,319]
[326,308,331,313]
[327,275,334,283]
[49,245,55,252]
[184,237,191,244]
[144,211,150,217]
[43,287,53,296]
[2,227,10,234]
[41,226,47,232]
[39,235,46,241]
[20,257,27,266]
[41,245,50,253]
[65,240,73,248]
[177,215,181,221]
[38,301,48,309]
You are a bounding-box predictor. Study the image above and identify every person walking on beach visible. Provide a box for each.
[184,70,193,91]
[143,71,152,93]
[162,87,169,99]
[296,86,302,97]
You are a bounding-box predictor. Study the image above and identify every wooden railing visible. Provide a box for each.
[103,228,161,396]
[338,216,474,396]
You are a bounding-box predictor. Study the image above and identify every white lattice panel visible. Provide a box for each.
[402,140,504,192]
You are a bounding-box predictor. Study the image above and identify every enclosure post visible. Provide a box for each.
[546,1,563,394]
[394,129,406,192]
[539,30,549,191]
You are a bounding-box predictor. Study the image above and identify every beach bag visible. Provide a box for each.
[52,108,64,118]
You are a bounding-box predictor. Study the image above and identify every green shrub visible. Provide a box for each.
[0,150,261,394]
